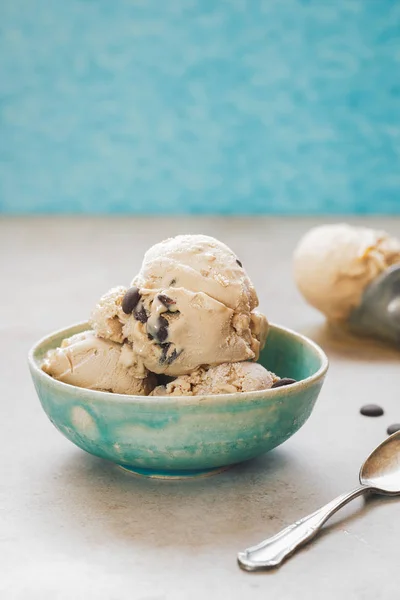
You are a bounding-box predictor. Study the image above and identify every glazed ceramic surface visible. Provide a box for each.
[29,322,328,478]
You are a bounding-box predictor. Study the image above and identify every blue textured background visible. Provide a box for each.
[1,0,400,214]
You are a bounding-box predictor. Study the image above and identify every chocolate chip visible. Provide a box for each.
[360,404,384,417]
[236,259,243,267]
[134,305,148,323]
[159,343,171,364]
[166,348,182,365]
[157,327,168,343]
[387,423,400,435]
[153,316,169,343]
[158,294,175,307]
[122,287,141,314]
[170,278,177,286]
[271,378,296,388]
[158,343,182,366]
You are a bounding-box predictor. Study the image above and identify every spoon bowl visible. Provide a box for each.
[360,431,400,494]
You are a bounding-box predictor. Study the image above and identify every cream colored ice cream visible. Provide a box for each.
[42,331,156,395]
[43,234,274,396]
[151,362,276,396]
[119,234,269,375]
[90,286,128,343]
[294,224,400,321]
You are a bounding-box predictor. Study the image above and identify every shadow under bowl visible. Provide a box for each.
[28,322,328,478]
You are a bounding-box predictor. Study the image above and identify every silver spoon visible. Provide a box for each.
[238,431,400,571]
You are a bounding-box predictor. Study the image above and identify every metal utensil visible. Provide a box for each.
[238,431,400,571]
[348,264,400,346]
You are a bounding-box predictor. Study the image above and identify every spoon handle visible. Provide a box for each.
[238,486,369,571]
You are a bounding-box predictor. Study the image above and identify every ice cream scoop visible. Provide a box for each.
[151,362,277,396]
[92,234,269,376]
[42,331,156,395]
[294,224,400,329]
[347,264,400,345]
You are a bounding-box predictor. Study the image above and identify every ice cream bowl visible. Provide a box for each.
[29,322,328,479]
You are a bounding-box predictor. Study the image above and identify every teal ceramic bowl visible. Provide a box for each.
[29,322,328,478]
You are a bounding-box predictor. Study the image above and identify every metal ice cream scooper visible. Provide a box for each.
[347,264,400,346]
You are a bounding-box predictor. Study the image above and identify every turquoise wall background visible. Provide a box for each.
[1,0,399,215]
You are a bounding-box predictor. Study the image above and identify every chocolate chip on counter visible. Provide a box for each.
[134,305,148,323]
[360,404,384,417]
[387,423,400,435]
[236,259,243,268]
[122,287,141,314]
[271,378,296,388]
[158,294,175,307]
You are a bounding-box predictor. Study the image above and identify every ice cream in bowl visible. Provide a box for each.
[28,235,328,478]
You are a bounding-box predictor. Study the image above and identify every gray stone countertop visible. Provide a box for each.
[1,216,400,600]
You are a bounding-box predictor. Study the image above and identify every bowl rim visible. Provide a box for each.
[28,321,329,407]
